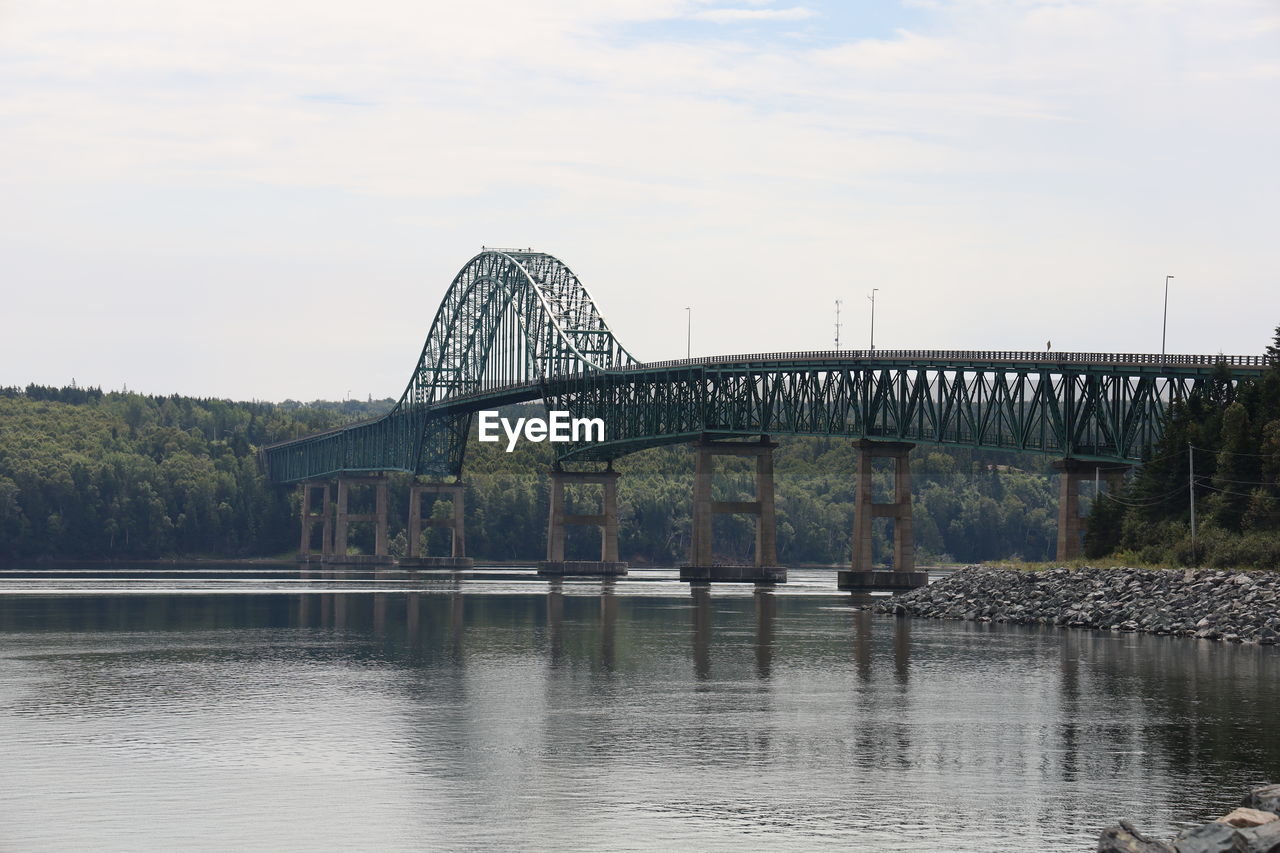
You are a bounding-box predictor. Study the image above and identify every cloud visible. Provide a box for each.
[0,0,1277,397]
[691,6,817,23]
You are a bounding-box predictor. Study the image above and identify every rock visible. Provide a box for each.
[1244,784,1280,815]
[871,566,1280,645]
[1217,809,1278,828]
[1098,820,1177,852]
[1237,820,1280,853]
[1172,821,1248,852]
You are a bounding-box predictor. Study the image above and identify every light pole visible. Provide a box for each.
[686,307,691,359]
[1161,275,1174,367]
[834,299,842,350]
[868,288,879,352]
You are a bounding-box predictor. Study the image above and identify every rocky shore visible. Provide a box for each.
[1098,784,1280,852]
[871,566,1279,644]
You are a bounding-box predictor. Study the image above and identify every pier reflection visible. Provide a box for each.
[754,589,775,679]
[5,577,1280,853]
[599,581,617,671]
[691,585,712,681]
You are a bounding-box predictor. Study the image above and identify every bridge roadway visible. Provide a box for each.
[263,249,1269,586]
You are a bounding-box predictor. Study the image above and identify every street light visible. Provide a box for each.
[1161,275,1174,367]
[868,288,879,352]
[686,307,691,359]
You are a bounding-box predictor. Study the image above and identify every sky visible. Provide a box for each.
[2,0,1278,401]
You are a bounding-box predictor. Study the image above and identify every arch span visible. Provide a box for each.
[264,249,636,481]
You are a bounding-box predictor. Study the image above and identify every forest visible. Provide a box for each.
[0,383,1060,565]
[4,327,1274,568]
[1084,327,1280,569]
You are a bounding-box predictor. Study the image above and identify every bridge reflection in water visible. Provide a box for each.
[4,573,1278,852]
[263,249,1269,583]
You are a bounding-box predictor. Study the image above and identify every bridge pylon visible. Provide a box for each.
[297,480,333,562]
[680,436,786,585]
[1053,459,1129,562]
[401,481,475,569]
[839,440,927,592]
[329,474,394,565]
[538,466,628,576]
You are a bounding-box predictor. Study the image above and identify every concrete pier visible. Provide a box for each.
[538,468,628,576]
[329,474,393,565]
[401,482,474,569]
[1054,459,1129,561]
[298,480,333,562]
[839,440,926,592]
[680,437,785,584]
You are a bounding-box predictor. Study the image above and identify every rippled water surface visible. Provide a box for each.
[1,565,1278,852]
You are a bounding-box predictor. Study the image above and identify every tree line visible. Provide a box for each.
[1085,327,1280,569]
[0,387,1063,565]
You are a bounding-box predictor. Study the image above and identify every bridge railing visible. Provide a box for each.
[430,349,1266,407]
[637,349,1268,370]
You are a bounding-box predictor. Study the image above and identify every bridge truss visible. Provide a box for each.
[262,251,1268,483]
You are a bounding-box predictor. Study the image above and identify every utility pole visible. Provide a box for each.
[1161,275,1174,367]
[1188,442,1197,566]
[685,307,691,359]
[834,299,842,350]
[868,288,879,352]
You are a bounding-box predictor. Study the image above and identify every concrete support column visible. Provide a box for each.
[331,474,390,564]
[691,443,715,567]
[893,449,915,573]
[602,475,620,563]
[408,483,467,558]
[840,440,924,592]
[852,443,874,572]
[1055,461,1084,561]
[756,449,778,568]
[1053,460,1131,562]
[539,468,626,576]
[298,480,332,560]
[850,439,916,572]
[547,473,568,563]
[681,437,785,584]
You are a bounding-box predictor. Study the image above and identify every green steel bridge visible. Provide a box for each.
[262,249,1268,485]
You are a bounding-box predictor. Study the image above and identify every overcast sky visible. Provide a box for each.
[3,0,1277,401]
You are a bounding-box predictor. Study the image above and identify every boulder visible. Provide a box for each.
[1217,809,1278,829]
[1098,820,1177,852]
[1237,820,1280,853]
[1171,821,1248,852]
[1244,785,1280,815]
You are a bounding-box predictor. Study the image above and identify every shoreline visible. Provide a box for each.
[873,565,1279,645]
[1100,784,1280,852]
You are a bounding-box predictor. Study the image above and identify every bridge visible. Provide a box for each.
[262,249,1268,586]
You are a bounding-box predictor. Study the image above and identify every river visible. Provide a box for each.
[1,565,1276,852]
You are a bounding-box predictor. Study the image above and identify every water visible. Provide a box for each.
[1,565,1277,852]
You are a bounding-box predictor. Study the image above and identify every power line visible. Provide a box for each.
[1099,482,1188,508]
[1191,444,1277,459]
[1193,481,1275,500]
[1195,474,1278,487]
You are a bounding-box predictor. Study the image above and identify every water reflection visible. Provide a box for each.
[2,585,1279,852]
[852,608,873,682]
[600,581,616,672]
[547,580,564,666]
[691,584,712,681]
[754,589,775,679]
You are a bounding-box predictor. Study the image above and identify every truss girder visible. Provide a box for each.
[261,251,1266,484]
[550,363,1227,466]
